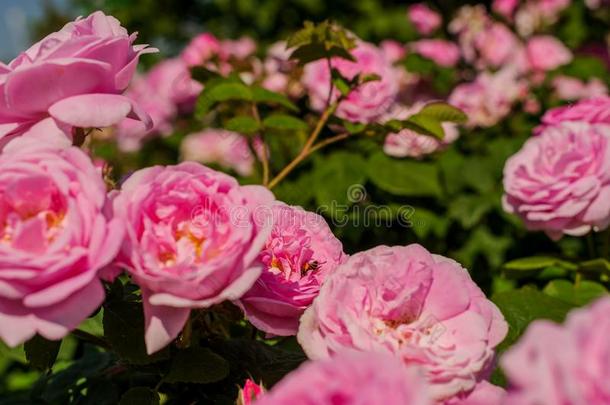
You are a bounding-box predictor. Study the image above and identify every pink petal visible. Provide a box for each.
[143,291,190,354]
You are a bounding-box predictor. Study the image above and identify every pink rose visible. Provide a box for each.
[237,204,346,336]
[380,40,407,63]
[112,162,274,353]
[408,3,442,35]
[501,296,610,404]
[0,11,154,143]
[0,120,123,346]
[552,76,608,101]
[180,129,255,177]
[412,40,461,67]
[445,381,507,405]
[540,96,610,128]
[255,351,432,405]
[383,104,460,158]
[503,122,610,239]
[302,41,399,123]
[238,379,265,405]
[493,0,519,18]
[182,33,256,74]
[297,244,508,401]
[262,42,301,97]
[473,23,518,67]
[449,68,526,127]
[181,33,221,67]
[116,58,202,151]
[526,36,572,71]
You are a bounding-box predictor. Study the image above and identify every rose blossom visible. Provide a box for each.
[182,33,256,74]
[180,129,255,177]
[116,58,202,151]
[237,379,265,405]
[408,3,442,36]
[473,23,519,68]
[237,203,346,336]
[302,41,399,123]
[526,36,572,72]
[262,41,302,97]
[297,244,508,401]
[255,351,432,405]
[0,11,154,144]
[540,96,610,128]
[445,381,507,405]
[411,40,461,67]
[112,162,274,353]
[503,122,610,239]
[383,104,460,159]
[501,296,610,404]
[493,0,519,18]
[552,76,607,101]
[380,40,407,63]
[0,120,123,346]
[449,68,526,127]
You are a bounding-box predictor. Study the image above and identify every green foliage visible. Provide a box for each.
[286,21,356,65]
[119,387,160,405]
[368,152,442,197]
[164,348,230,384]
[24,336,61,371]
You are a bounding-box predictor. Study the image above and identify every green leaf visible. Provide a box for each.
[343,121,367,134]
[543,280,608,306]
[448,194,494,229]
[119,387,160,405]
[189,66,221,83]
[24,335,61,371]
[290,43,354,66]
[492,287,575,353]
[367,152,442,197]
[263,114,308,131]
[103,301,170,365]
[504,256,577,274]
[579,258,610,275]
[225,116,261,134]
[285,21,315,49]
[164,347,230,384]
[196,80,252,117]
[312,151,367,207]
[251,87,299,112]
[416,102,468,124]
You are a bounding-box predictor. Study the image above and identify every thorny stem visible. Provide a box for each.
[267,103,337,190]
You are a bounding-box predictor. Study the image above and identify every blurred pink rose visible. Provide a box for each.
[502,296,610,404]
[474,23,519,67]
[238,379,265,405]
[303,41,399,123]
[237,204,346,336]
[116,58,202,151]
[526,36,572,71]
[503,122,610,239]
[445,381,507,405]
[113,162,274,353]
[180,129,255,177]
[552,76,607,101]
[412,39,461,67]
[449,68,526,127]
[408,3,442,35]
[540,96,610,128]
[262,42,302,97]
[380,40,407,63]
[493,0,519,18]
[182,33,256,74]
[0,11,154,144]
[297,244,508,401]
[0,120,123,347]
[383,104,460,158]
[255,351,432,405]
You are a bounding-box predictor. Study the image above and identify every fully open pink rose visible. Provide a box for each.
[237,204,346,336]
[502,296,610,404]
[256,351,432,405]
[412,40,461,67]
[0,11,154,143]
[116,58,202,151]
[408,3,442,35]
[383,104,460,158]
[180,129,255,177]
[297,244,507,401]
[526,36,572,72]
[113,162,274,354]
[503,122,610,239]
[0,120,123,346]
[303,41,399,123]
[540,96,610,128]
